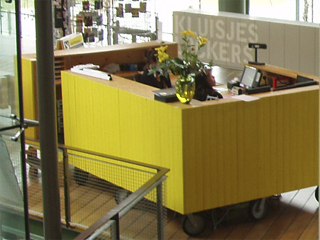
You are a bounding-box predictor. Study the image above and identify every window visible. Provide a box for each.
[157,0,319,42]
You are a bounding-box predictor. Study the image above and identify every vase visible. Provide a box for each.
[175,74,196,104]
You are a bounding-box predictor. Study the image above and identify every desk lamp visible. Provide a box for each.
[248,43,267,65]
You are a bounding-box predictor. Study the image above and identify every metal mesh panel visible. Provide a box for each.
[26,143,44,216]
[120,185,167,240]
[68,161,121,228]
[84,183,167,240]
[23,143,168,239]
[68,153,167,239]
[1,135,168,239]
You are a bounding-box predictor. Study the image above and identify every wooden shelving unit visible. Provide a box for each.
[21,41,178,141]
[67,0,156,45]
[111,0,156,44]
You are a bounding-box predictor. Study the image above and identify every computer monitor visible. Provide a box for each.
[240,65,261,89]
[297,75,313,83]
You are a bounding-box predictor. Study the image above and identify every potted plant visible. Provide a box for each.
[150,30,212,103]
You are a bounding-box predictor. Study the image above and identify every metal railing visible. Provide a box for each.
[0,133,169,239]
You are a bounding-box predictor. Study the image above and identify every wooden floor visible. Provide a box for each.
[166,186,318,240]
[28,174,318,240]
[25,160,320,240]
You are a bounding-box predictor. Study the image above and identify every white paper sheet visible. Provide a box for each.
[232,95,260,102]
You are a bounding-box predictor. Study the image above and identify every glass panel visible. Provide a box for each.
[0,0,18,118]
[0,135,26,239]
[0,0,27,238]
[249,0,296,21]
[249,0,319,24]
[298,0,319,23]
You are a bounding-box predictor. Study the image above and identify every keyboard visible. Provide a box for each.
[274,80,317,91]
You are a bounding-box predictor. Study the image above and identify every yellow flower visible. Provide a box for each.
[181,30,197,38]
[149,30,212,78]
[155,45,168,53]
[155,46,169,63]
[158,52,169,63]
[198,36,208,46]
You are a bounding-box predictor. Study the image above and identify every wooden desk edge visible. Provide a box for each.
[63,70,318,112]
[248,63,319,82]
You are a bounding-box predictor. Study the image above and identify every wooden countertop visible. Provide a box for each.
[249,63,319,82]
[64,69,319,112]
[22,41,177,60]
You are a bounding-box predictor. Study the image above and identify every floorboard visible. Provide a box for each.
[165,187,318,240]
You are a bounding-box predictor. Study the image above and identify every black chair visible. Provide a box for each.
[133,73,143,83]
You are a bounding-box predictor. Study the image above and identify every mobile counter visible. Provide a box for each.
[61,63,319,216]
[21,41,178,140]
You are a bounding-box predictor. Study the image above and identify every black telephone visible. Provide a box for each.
[227,77,240,90]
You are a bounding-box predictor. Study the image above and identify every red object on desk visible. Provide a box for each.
[273,77,277,89]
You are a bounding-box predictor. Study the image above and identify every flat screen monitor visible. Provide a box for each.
[240,66,261,89]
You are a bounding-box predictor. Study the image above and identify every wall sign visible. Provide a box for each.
[173,10,319,75]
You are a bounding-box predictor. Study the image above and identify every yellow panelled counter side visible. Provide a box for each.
[21,41,178,140]
[61,69,319,215]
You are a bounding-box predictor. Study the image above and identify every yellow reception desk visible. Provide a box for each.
[61,64,319,215]
[21,41,178,140]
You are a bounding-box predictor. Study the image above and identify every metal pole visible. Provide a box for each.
[63,148,71,227]
[107,1,112,45]
[34,0,62,238]
[14,0,30,238]
[111,215,120,240]
[7,10,12,35]
[296,0,300,21]
[246,0,249,14]
[156,181,164,240]
[0,0,2,35]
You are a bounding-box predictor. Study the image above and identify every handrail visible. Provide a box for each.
[0,114,39,141]
[58,142,169,174]
[1,133,170,239]
[75,174,168,240]
[59,143,170,240]
[20,136,170,239]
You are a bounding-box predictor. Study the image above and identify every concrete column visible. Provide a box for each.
[34,0,62,238]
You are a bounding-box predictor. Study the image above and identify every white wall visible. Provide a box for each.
[173,10,319,75]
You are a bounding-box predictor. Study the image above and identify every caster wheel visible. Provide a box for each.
[115,188,130,204]
[73,167,89,186]
[249,198,268,221]
[315,186,319,202]
[182,213,206,237]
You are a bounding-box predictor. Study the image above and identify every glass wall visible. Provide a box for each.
[2,0,317,46]
[158,0,319,41]
[0,0,28,238]
[0,0,35,53]
[0,1,19,117]
[249,0,319,23]
[249,0,297,20]
[0,136,27,239]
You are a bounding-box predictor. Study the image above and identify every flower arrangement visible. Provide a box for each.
[150,30,212,80]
